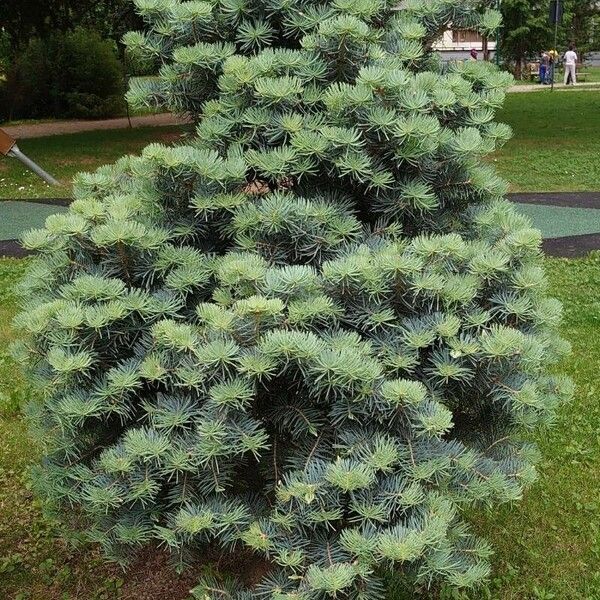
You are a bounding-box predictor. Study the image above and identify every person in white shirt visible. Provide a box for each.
[564,45,578,85]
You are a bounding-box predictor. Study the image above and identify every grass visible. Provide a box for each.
[462,255,600,600]
[0,259,127,599]
[0,124,192,199]
[492,89,600,192]
[1,253,599,599]
[568,64,600,82]
[0,89,597,198]
[0,90,597,200]
[390,256,600,600]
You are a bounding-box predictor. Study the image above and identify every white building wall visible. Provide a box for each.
[433,30,497,52]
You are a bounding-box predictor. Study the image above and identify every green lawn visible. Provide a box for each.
[1,254,599,599]
[493,90,600,192]
[455,255,600,600]
[0,89,598,200]
[0,260,126,599]
[0,124,191,199]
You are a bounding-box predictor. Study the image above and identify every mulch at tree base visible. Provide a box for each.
[117,548,200,600]
[116,546,270,600]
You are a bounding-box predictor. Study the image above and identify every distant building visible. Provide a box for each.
[433,29,497,53]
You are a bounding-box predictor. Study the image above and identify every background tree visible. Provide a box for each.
[15,0,572,597]
[5,29,126,120]
[0,0,141,54]
[0,0,140,121]
[71,0,143,49]
[500,0,600,78]
[568,0,600,55]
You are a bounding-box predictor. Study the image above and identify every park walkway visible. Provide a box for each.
[2,80,599,140]
[2,113,192,139]
[509,81,600,93]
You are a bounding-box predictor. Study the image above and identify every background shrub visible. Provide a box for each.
[1,29,126,121]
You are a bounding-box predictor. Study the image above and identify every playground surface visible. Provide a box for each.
[1,193,599,259]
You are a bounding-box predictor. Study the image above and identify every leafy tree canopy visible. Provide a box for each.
[0,0,141,52]
[500,0,600,75]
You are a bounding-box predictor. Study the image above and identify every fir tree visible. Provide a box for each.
[15,0,573,597]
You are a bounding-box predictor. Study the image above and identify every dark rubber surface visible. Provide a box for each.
[543,233,600,258]
[0,240,30,258]
[0,198,71,206]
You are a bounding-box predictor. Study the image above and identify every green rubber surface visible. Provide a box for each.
[0,201,67,241]
[0,200,599,243]
[515,203,600,238]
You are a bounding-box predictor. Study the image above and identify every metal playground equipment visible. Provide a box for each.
[0,128,60,186]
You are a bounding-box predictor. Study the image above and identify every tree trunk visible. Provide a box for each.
[482,36,489,61]
[514,59,522,80]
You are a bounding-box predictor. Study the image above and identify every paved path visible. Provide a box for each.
[1,83,597,140]
[511,192,600,257]
[2,113,192,140]
[509,82,600,93]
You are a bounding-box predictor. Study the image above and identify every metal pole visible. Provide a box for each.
[496,0,501,66]
[8,145,61,186]
[551,1,560,91]
[125,73,133,129]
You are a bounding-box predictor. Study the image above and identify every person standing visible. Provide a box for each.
[564,45,578,85]
[540,52,549,84]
